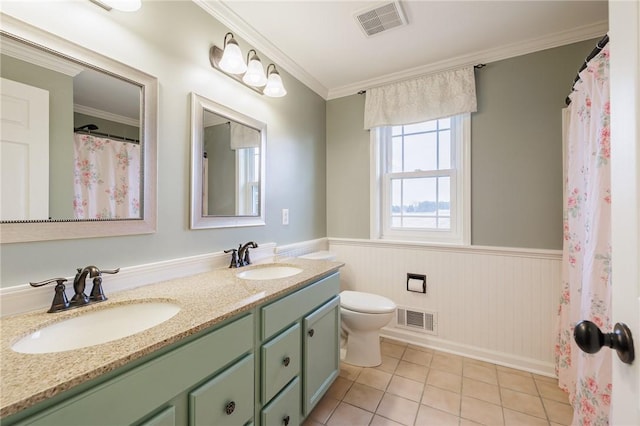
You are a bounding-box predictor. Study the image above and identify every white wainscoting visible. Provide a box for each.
[329,238,562,376]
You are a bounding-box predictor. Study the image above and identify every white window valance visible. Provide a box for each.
[363,66,477,129]
[230,122,260,150]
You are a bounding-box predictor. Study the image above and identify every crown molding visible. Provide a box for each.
[327,19,609,99]
[194,0,329,99]
[74,104,140,127]
[0,35,85,76]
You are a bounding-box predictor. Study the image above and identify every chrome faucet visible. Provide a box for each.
[237,241,258,266]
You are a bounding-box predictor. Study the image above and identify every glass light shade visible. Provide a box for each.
[219,39,247,74]
[100,0,141,11]
[263,69,287,97]
[242,55,267,87]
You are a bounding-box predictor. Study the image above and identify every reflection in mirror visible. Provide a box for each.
[191,93,265,229]
[0,15,157,243]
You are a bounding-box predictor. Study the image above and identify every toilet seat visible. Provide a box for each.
[340,290,396,314]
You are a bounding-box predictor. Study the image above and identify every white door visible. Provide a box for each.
[609,1,640,424]
[0,77,49,221]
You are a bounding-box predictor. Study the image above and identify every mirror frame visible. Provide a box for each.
[0,15,157,244]
[190,92,266,229]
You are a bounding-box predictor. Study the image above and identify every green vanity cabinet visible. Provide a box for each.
[7,271,341,426]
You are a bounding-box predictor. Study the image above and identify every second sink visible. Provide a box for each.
[236,265,303,280]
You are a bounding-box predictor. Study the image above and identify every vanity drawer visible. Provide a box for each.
[261,272,339,339]
[261,323,301,403]
[261,377,300,426]
[189,354,254,426]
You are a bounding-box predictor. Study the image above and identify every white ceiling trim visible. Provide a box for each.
[327,19,609,100]
[74,104,139,127]
[195,0,329,98]
[194,1,607,101]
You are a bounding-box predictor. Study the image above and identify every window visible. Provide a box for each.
[371,114,470,244]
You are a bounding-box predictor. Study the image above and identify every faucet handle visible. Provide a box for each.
[224,248,241,268]
[30,278,70,313]
[100,268,120,275]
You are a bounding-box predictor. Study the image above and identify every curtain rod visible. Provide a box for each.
[565,34,609,106]
[357,64,486,95]
[74,125,140,144]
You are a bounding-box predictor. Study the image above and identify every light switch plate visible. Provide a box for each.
[282,208,289,225]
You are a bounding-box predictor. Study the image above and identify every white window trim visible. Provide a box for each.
[370,114,471,245]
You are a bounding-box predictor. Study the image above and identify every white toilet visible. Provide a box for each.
[299,251,397,367]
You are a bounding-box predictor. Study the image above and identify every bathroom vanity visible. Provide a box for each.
[0,260,342,425]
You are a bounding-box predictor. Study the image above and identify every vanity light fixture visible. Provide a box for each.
[242,50,267,87]
[90,0,141,12]
[263,64,287,98]
[209,32,287,97]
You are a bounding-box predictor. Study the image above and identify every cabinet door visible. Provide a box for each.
[261,377,300,426]
[137,406,176,426]
[302,296,340,416]
[261,323,301,403]
[189,354,254,426]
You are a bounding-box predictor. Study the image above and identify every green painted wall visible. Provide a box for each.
[326,39,599,250]
[1,1,326,286]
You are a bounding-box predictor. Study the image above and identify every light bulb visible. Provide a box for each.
[242,52,267,87]
[219,37,247,75]
[263,67,287,97]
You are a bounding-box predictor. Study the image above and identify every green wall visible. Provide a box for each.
[1,1,326,286]
[326,39,599,250]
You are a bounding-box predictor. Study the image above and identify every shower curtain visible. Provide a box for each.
[556,44,611,425]
[73,133,141,219]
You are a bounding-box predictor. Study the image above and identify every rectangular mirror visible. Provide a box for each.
[0,15,157,243]
[190,93,265,229]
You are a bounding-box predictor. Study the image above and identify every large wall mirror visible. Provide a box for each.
[0,15,157,243]
[190,93,265,229]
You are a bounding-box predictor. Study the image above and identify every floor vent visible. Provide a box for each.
[355,1,407,37]
[395,306,437,335]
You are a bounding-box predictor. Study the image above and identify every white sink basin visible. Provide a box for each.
[236,265,303,280]
[12,302,180,354]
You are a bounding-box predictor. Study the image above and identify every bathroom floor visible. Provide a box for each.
[304,338,573,426]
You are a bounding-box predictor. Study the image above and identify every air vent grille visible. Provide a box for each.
[396,306,437,335]
[355,1,407,37]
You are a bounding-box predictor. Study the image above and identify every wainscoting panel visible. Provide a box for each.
[329,239,562,375]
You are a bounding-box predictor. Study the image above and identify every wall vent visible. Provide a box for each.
[355,1,407,37]
[396,306,437,335]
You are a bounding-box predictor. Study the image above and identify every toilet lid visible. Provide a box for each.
[340,290,396,314]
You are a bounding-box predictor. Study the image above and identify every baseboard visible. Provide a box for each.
[380,327,556,378]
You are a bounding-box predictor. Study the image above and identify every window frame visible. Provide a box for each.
[370,113,471,245]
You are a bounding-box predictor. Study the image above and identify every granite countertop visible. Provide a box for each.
[0,258,343,419]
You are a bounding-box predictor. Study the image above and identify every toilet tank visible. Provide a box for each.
[298,250,336,261]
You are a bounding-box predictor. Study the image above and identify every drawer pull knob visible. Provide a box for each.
[308,329,315,337]
[225,401,236,415]
[283,415,290,426]
[283,356,291,367]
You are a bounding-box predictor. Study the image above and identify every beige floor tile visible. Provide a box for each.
[496,365,533,378]
[402,348,433,367]
[376,393,420,426]
[387,375,425,402]
[376,355,401,374]
[382,341,407,359]
[431,354,464,375]
[371,414,405,426]
[395,360,429,382]
[427,369,463,393]
[500,389,546,419]
[459,419,483,426]
[464,358,497,370]
[308,395,340,424]
[462,377,501,405]
[326,402,374,426]
[463,363,498,385]
[356,368,393,391]
[407,343,433,353]
[343,382,385,412]
[543,398,574,425]
[503,408,550,426]
[415,405,461,426]
[302,418,324,426]
[327,376,354,400]
[340,362,363,381]
[498,371,539,395]
[533,374,558,384]
[460,396,504,425]
[421,385,461,415]
[536,381,570,404]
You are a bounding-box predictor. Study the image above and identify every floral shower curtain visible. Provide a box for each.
[73,133,141,219]
[556,44,611,425]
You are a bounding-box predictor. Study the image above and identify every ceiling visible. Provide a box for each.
[197,0,608,100]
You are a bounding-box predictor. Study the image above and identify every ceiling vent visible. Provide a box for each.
[355,1,407,37]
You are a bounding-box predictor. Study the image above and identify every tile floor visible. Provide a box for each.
[304,338,573,426]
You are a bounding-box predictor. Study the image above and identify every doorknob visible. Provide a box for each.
[573,321,635,364]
